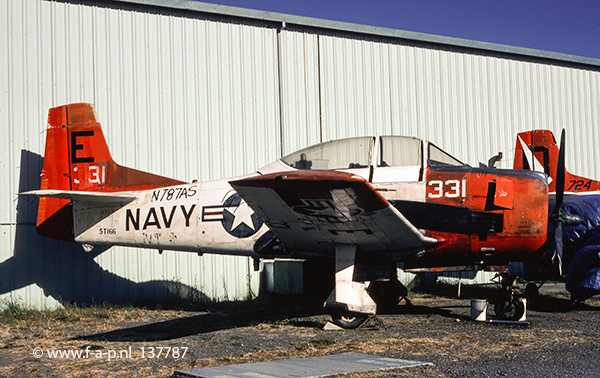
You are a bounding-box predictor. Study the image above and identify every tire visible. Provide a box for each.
[494,297,525,320]
[331,310,367,329]
[525,283,539,301]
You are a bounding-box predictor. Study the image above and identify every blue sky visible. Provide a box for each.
[196,0,600,60]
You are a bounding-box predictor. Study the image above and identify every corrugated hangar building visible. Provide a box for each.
[2,0,600,309]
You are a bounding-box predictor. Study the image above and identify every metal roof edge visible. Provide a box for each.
[113,0,600,68]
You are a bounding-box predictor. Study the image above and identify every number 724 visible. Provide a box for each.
[567,180,592,191]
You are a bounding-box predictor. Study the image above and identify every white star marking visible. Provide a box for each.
[229,200,256,231]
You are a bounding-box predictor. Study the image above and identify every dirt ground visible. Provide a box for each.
[1,285,599,378]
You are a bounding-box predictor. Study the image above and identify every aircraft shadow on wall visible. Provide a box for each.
[1,150,209,307]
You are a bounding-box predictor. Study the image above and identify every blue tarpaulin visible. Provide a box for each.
[560,194,600,301]
[513,194,600,301]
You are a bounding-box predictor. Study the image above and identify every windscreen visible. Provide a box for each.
[428,143,466,167]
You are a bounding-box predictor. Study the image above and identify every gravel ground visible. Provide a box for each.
[1,285,599,377]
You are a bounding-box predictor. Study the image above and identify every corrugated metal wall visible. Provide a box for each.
[309,34,600,177]
[278,28,600,177]
[2,0,600,308]
[1,0,280,308]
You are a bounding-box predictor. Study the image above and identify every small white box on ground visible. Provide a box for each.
[471,298,488,321]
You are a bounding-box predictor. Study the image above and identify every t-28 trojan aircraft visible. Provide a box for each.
[22,103,588,328]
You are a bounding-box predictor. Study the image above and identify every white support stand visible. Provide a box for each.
[324,244,376,315]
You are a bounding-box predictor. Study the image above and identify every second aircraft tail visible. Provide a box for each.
[513,129,600,195]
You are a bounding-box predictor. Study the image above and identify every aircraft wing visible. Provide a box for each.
[230,171,436,257]
[20,190,137,203]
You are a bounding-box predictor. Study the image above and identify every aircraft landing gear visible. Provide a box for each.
[493,296,526,320]
[367,276,411,311]
[324,244,376,329]
[492,274,526,321]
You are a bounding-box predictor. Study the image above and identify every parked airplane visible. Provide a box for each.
[511,129,600,304]
[21,103,587,328]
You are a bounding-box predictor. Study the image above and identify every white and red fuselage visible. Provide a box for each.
[29,103,560,270]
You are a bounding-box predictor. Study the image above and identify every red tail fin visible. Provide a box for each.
[514,130,600,194]
[37,103,185,241]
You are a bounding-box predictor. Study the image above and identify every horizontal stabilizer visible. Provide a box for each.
[20,189,137,203]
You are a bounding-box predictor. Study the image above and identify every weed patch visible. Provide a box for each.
[310,336,336,347]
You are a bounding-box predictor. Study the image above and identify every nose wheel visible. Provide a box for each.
[492,274,526,321]
[493,296,526,320]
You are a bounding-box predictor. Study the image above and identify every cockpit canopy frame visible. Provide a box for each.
[281,136,466,182]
